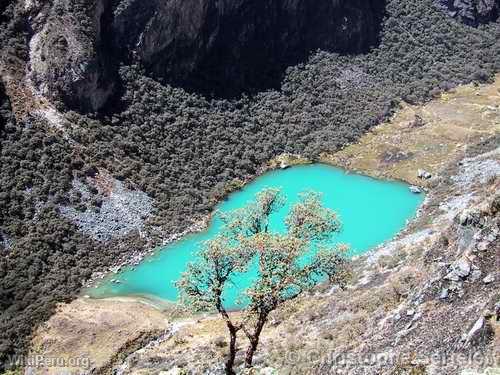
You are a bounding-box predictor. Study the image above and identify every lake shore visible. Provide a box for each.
[85,74,500,306]
[88,163,423,307]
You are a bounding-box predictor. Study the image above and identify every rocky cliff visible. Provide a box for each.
[26,0,385,111]
[115,0,385,98]
[24,0,500,111]
[25,0,115,112]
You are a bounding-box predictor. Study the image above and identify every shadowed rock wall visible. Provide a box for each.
[118,0,386,98]
[27,0,386,110]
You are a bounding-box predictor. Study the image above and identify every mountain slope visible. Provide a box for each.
[0,0,500,372]
[27,76,500,375]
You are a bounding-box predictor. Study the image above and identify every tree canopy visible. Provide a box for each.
[177,189,351,373]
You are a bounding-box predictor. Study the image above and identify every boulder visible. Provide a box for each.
[280,160,290,170]
[483,274,495,284]
[439,288,449,299]
[444,271,461,282]
[476,241,489,251]
[445,258,471,280]
[470,269,482,282]
[455,258,471,278]
[458,210,482,226]
[417,169,432,179]
[410,186,423,194]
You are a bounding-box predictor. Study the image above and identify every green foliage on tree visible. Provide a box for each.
[177,189,350,373]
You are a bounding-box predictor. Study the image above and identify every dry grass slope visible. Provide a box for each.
[322,74,500,187]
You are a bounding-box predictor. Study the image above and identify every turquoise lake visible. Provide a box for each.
[88,164,424,309]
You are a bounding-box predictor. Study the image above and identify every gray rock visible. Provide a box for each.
[476,241,489,251]
[0,229,13,252]
[458,227,475,252]
[439,288,449,299]
[280,160,290,169]
[449,280,464,291]
[459,211,470,225]
[445,258,471,281]
[417,169,432,179]
[470,269,482,282]
[445,271,461,282]
[456,258,471,277]
[487,233,497,242]
[410,186,422,194]
[457,209,484,226]
[483,274,495,284]
[59,178,153,241]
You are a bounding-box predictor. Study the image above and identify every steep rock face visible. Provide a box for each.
[26,0,114,112]
[435,0,500,25]
[26,0,385,110]
[114,0,385,97]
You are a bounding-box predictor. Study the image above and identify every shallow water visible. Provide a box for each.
[87,164,424,309]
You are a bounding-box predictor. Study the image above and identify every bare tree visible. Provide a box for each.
[177,188,350,374]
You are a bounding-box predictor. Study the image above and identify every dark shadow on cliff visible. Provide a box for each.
[99,0,386,104]
[19,0,388,114]
[143,0,387,99]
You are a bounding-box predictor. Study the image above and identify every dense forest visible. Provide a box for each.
[0,0,500,369]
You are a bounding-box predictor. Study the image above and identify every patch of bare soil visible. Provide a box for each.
[27,298,169,374]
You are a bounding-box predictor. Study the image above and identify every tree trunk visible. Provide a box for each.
[244,338,259,368]
[244,317,266,368]
[225,325,238,375]
[217,296,240,375]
